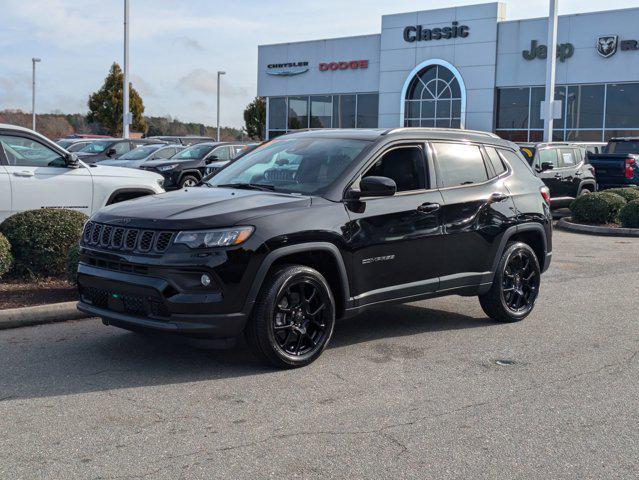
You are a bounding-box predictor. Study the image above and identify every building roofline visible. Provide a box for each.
[258,33,380,49]
[499,4,639,24]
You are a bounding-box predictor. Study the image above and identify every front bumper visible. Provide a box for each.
[76,255,252,338]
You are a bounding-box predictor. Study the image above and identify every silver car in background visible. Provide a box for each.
[98,144,184,169]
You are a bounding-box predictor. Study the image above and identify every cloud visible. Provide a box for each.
[176,69,248,97]
[172,36,206,52]
[131,75,155,98]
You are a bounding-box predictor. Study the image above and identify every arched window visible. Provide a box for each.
[403,64,463,128]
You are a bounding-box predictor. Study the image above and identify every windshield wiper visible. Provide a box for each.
[216,183,278,192]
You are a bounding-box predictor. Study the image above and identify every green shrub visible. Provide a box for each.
[619,200,639,228]
[0,209,87,278]
[0,233,13,279]
[66,243,81,283]
[604,188,639,203]
[570,192,627,224]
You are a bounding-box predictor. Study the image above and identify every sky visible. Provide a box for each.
[0,0,637,129]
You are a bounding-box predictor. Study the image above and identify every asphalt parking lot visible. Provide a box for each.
[1,229,638,479]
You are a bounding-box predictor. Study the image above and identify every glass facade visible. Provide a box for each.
[495,82,639,142]
[267,93,378,139]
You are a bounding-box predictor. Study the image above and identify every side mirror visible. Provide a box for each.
[540,162,554,172]
[346,176,396,200]
[106,147,117,157]
[205,155,219,164]
[65,153,80,168]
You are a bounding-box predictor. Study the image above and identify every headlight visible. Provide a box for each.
[174,226,254,248]
[157,164,177,172]
[156,178,165,187]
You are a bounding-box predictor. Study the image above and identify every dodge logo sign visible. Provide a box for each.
[319,60,369,71]
[597,35,618,58]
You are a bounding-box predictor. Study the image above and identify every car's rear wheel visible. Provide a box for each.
[180,175,199,188]
[479,242,540,323]
[245,265,335,368]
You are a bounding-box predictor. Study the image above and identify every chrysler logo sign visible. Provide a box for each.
[266,62,309,76]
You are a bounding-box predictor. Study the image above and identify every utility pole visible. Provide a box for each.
[217,71,226,141]
[31,58,41,131]
[123,0,130,138]
[543,0,559,142]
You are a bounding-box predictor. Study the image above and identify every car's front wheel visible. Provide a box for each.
[479,242,541,323]
[179,175,199,188]
[245,265,335,368]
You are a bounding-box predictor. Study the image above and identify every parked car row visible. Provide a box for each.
[517,139,639,209]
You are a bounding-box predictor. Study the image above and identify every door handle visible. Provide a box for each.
[489,192,509,203]
[553,173,562,179]
[417,202,440,213]
[13,171,34,177]
[574,171,583,176]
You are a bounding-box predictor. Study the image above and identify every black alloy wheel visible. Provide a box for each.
[245,265,335,368]
[479,242,541,323]
[501,248,540,314]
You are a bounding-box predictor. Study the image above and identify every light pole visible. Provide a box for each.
[31,57,41,131]
[217,71,226,142]
[543,0,559,142]
[122,0,130,139]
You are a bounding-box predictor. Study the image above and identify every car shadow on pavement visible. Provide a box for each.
[0,303,495,401]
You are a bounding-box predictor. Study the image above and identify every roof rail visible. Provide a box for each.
[381,127,500,138]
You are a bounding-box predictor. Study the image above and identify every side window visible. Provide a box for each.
[537,148,559,169]
[559,148,576,167]
[155,148,175,159]
[485,147,508,177]
[113,141,131,155]
[363,146,426,192]
[432,143,488,188]
[213,146,231,161]
[0,135,66,168]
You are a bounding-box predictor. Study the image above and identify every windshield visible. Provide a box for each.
[117,145,161,160]
[78,140,113,154]
[207,137,370,195]
[172,144,215,160]
[608,141,639,155]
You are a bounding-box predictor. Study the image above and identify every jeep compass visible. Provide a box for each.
[77,128,553,368]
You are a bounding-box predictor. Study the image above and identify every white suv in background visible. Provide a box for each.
[0,124,165,222]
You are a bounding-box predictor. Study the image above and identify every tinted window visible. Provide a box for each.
[606,83,639,128]
[609,141,639,154]
[363,146,426,192]
[333,95,356,128]
[310,96,332,128]
[433,143,488,187]
[519,146,536,165]
[485,147,507,176]
[212,146,231,161]
[173,144,214,160]
[288,97,308,130]
[113,141,131,155]
[269,98,286,130]
[0,135,66,167]
[496,88,529,129]
[155,147,175,159]
[357,94,379,128]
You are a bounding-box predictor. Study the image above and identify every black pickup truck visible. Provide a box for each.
[587,138,639,189]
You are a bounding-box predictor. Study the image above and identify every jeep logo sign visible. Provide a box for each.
[522,40,574,62]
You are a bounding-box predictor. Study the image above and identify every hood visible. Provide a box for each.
[91,187,312,230]
[86,163,163,181]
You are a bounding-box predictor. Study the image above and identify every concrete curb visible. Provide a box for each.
[557,217,639,237]
[0,302,90,330]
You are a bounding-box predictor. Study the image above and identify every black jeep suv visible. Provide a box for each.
[518,142,597,208]
[77,129,553,368]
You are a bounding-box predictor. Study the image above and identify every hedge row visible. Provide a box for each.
[570,188,639,227]
[0,209,86,280]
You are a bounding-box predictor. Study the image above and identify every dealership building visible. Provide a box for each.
[257,2,639,141]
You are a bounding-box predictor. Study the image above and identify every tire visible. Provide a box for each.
[179,175,199,188]
[245,265,336,368]
[479,242,541,323]
[578,187,592,197]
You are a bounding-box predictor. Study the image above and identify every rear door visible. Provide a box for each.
[346,143,444,304]
[0,133,93,216]
[433,141,517,290]
[557,147,580,198]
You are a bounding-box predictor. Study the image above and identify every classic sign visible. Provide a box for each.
[403,21,469,43]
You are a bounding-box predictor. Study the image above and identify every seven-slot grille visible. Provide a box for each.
[82,221,174,254]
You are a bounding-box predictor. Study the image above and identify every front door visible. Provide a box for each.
[0,164,11,221]
[534,148,563,199]
[344,144,444,305]
[0,134,93,216]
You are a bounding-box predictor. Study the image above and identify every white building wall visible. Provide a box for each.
[378,2,506,131]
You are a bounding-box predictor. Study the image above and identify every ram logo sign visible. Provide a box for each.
[596,35,618,58]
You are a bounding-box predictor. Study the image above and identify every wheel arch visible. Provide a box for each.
[578,179,597,194]
[490,223,549,281]
[244,243,351,319]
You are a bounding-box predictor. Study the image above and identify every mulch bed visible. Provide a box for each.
[0,279,76,310]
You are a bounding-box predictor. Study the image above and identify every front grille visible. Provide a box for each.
[80,286,169,319]
[82,222,174,254]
